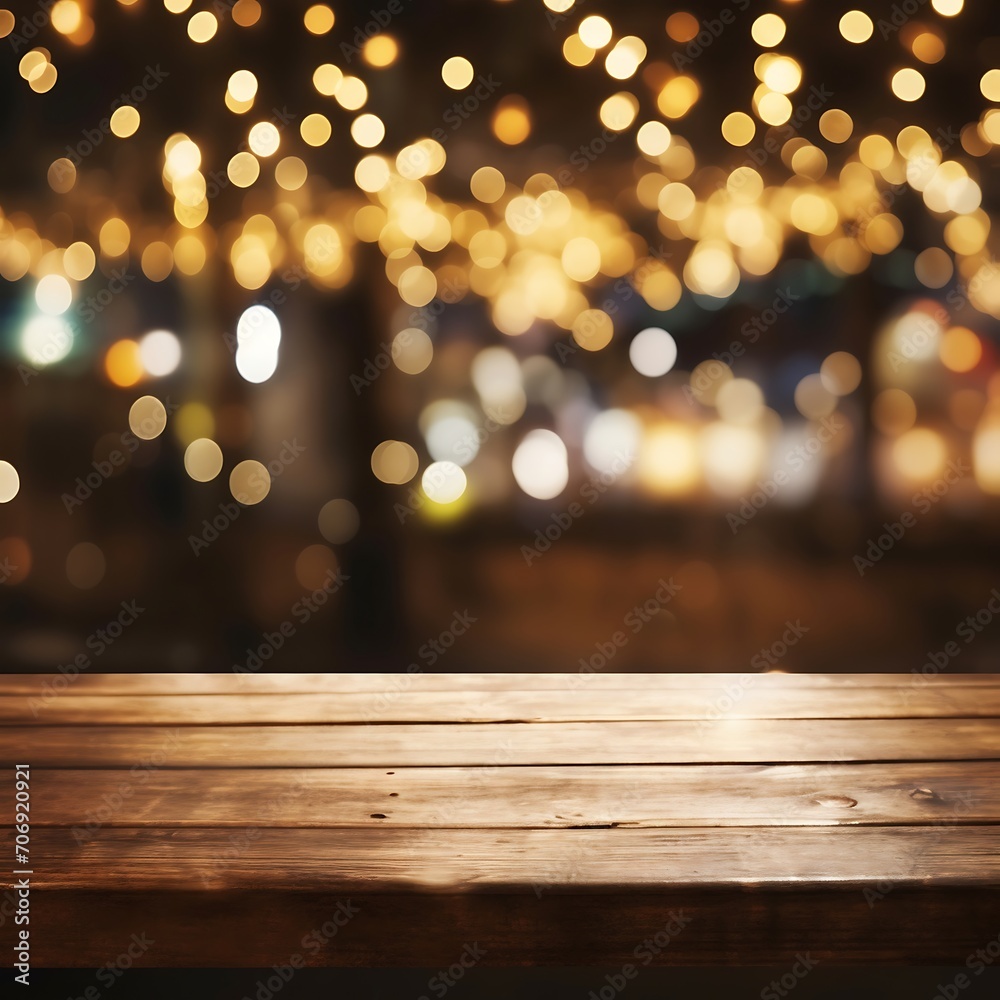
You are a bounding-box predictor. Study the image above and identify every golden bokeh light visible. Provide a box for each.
[303,4,334,34]
[839,11,873,43]
[230,460,271,505]
[441,56,474,90]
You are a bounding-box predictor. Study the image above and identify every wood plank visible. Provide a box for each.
[7,685,1000,724]
[22,888,1000,965]
[5,718,1000,767]
[4,671,999,696]
[6,825,1000,890]
[17,762,999,827]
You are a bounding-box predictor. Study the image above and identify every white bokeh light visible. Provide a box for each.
[139,330,182,376]
[21,315,74,367]
[235,304,281,383]
[629,327,678,377]
[421,461,467,504]
[512,429,569,499]
[35,274,73,316]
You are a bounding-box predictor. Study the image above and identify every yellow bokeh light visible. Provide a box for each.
[105,340,144,387]
[563,34,594,67]
[441,56,474,90]
[981,70,1000,103]
[228,70,258,102]
[64,241,96,280]
[579,15,612,49]
[187,10,217,42]
[666,13,698,43]
[636,121,671,156]
[839,10,873,43]
[350,113,385,148]
[571,309,614,351]
[470,166,505,203]
[109,106,140,138]
[230,460,271,505]
[275,156,308,190]
[892,428,946,480]
[300,113,332,146]
[303,4,334,34]
[940,327,982,373]
[600,92,639,131]
[891,68,925,101]
[99,218,131,256]
[721,111,755,146]
[336,76,368,110]
[228,151,261,188]
[364,35,398,68]
[248,121,280,157]
[819,109,853,143]
[313,63,343,96]
[52,1,83,35]
[751,13,785,47]
[371,440,419,484]
[492,97,531,144]
[912,32,946,64]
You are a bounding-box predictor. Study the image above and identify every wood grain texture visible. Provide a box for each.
[5,826,999,891]
[20,762,998,827]
[5,718,1000,767]
[6,671,1000,968]
[4,671,999,695]
[7,685,1000,724]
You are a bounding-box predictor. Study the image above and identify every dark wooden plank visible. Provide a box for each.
[18,762,999,827]
[4,671,999,695]
[7,685,1000,724]
[22,888,1000,965]
[6,826,1000,890]
[5,718,1000,767]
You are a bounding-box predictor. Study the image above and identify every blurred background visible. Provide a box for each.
[1,0,1000,675]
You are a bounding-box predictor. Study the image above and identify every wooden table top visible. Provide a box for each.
[3,672,999,966]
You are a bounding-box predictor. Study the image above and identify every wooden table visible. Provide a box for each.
[2,672,999,966]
